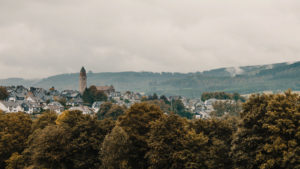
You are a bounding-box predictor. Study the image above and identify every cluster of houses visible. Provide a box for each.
[0,85,146,115]
[0,85,230,119]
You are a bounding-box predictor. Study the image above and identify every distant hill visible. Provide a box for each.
[1,61,299,97]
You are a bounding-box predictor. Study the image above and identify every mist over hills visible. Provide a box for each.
[1,61,299,97]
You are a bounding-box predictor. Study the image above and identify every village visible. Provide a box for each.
[0,67,244,119]
[0,84,226,118]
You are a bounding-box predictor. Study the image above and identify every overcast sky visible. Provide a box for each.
[0,0,299,79]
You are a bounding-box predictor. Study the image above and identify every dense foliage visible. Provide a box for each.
[211,100,242,117]
[97,102,127,120]
[0,86,8,100]
[0,91,299,169]
[201,91,245,101]
[82,85,108,105]
[231,91,300,169]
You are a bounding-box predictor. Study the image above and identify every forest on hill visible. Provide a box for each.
[0,61,299,97]
[0,91,299,169]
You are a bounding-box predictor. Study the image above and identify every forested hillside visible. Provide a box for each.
[1,61,299,97]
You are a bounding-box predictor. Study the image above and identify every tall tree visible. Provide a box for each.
[231,91,300,169]
[31,111,57,132]
[101,126,132,169]
[0,112,32,169]
[82,86,108,105]
[116,103,164,169]
[191,117,238,169]
[97,102,126,120]
[147,114,209,169]
[171,99,193,119]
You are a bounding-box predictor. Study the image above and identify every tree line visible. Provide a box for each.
[0,91,299,169]
[201,91,246,102]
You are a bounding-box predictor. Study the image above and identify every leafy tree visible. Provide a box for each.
[82,86,108,105]
[211,100,242,117]
[116,103,164,169]
[201,91,245,102]
[147,93,159,101]
[101,126,132,169]
[143,100,171,114]
[28,125,70,169]
[172,99,185,112]
[231,91,300,169]
[0,87,8,100]
[0,112,32,169]
[31,111,57,132]
[98,102,113,117]
[97,102,126,120]
[171,99,193,119]
[147,114,209,169]
[160,95,170,104]
[94,91,108,102]
[28,110,115,169]
[124,99,130,104]
[82,88,94,105]
[191,117,238,169]
[5,152,26,169]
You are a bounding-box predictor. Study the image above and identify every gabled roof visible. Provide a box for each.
[0,101,21,107]
[96,86,114,91]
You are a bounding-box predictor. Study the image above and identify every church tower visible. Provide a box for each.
[79,67,87,95]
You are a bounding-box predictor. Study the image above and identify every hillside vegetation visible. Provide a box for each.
[0,61,299,97]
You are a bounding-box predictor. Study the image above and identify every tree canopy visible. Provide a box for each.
[231,91,300,169]
[0,87,8,100]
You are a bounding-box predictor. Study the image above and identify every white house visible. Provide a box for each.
[0,101,24,113]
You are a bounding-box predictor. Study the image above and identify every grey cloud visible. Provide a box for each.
[0,0,299,78]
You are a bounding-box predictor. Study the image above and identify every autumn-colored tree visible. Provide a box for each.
[231,91,300,169]
[116,103,164,169]
[0,87,8,100]
[97,102,126,120]
[143,100,171,114]
[147,114,209,169]
[28,110,115,169]
[191,117,238,169]
[31,111,57,132]
[5,152,26,169]
[0,112,32,169]
[28,125,70,169]
[101,126,132,169]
